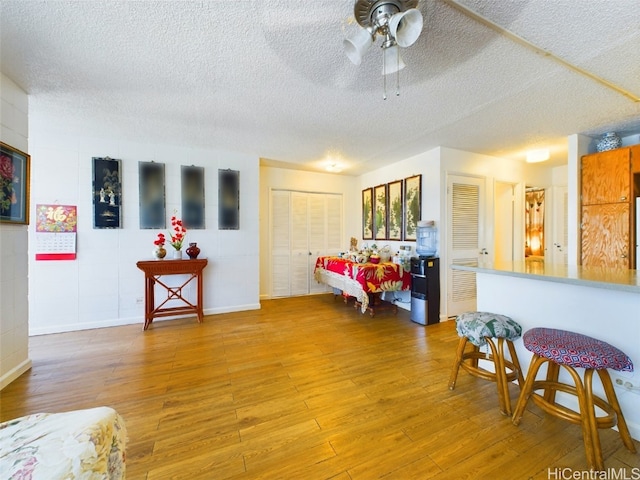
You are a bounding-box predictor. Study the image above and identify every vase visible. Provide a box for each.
[186,242,200,259]
[154,246,166,260]
[173,248,183,259]
[596,132,622,152]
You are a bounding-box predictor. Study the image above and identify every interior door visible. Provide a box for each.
[290,192,310,296]
[270,190,342,297]
[271,190,292,297]
[446,175,486,317]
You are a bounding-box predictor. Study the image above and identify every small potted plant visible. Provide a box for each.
[168,215,187,258]
[153,233,166,259]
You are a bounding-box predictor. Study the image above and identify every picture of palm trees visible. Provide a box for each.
[388,180,403,241]
[404,175,421,240]
[362,188,373,240]
[374,184,387,240]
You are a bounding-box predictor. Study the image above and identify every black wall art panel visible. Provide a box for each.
[138,161,166,229]
[218,169,239,230]
[182,165,205,229]
[92,156,121,229]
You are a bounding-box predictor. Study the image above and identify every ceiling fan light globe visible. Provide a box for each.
[382,45,406,75]
[389,8,423,47]
[344,28,374,65]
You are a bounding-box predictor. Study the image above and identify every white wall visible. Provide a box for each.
[477,271,640,441]
[28,126,261,334]
[0,74,31,389]
[259,166,360,299]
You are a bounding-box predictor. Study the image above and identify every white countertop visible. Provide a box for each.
[451,260,640,294]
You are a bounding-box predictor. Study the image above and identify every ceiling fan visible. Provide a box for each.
[344,0,423,98]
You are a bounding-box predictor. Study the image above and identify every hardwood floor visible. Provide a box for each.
[1,295,638,479]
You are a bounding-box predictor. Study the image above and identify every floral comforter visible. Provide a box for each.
[0,406,127,479]
[314,256,411,312]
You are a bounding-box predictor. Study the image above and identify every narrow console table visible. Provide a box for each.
[136,258,208,330]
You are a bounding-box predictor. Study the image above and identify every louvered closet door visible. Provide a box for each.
[271,190,292,297]
[447,175,485,316]
[290,192,310,296]
[270,190,342,297]
[308,194,327,294]
[308,194,343,293]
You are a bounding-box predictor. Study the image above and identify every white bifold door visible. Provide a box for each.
[270,190,343,297]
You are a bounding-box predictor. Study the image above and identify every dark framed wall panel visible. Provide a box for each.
[139,161,166,229]
[182,165,205,229]
[93,156,121,229]
[219,169,239,230]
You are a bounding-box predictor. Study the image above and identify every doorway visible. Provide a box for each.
[494,181,516,263]
[525,188,545,260]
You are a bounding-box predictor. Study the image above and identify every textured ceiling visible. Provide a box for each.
[1,0,639,175]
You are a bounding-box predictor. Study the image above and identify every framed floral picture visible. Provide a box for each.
[362,188,373,240]
[0,142,30,224]
[373,184,387,241]
[387,180,403,241]
[403,174,421,240]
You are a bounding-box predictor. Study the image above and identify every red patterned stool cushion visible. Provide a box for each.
[523,328,633,372]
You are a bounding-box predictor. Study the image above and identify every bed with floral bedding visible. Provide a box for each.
[0,406,127,479]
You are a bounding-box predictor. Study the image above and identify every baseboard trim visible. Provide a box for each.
[29,303,263,336]
[0,358,32,390]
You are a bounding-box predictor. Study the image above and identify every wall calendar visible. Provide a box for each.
[35,204,78,260]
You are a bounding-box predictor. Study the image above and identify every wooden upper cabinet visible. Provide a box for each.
[581,148,630,205]
[632,145,640,173]
[581,203,630,268]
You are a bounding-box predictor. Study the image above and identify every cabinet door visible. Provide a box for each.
[581,149,630,205]
[581,203,630,268]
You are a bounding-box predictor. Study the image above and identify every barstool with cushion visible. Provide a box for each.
[448,311,524,416]
[512,327,636,471]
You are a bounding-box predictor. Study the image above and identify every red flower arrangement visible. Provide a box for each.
[153,233,166,247]
[168,215,186,250]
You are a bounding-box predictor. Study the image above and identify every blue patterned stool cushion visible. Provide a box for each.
[523,328,633,372]
[456,311,522,347]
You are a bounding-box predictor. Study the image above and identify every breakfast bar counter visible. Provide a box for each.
[451,261,640,440]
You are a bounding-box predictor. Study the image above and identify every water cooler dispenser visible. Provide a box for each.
[410,221,440,325]
[410,256,440,325]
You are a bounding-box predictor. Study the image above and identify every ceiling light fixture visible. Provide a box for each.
[325,162,343,173]
[344,0,423,100]
[526,149,550,163]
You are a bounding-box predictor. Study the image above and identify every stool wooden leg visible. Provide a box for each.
[448,337,468,390]
[506,340,524,388]
[576,367,601,470]
[597,369,637,454]
[512,353,546,425]
[488,337,511,415]
[543,361,560,404]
